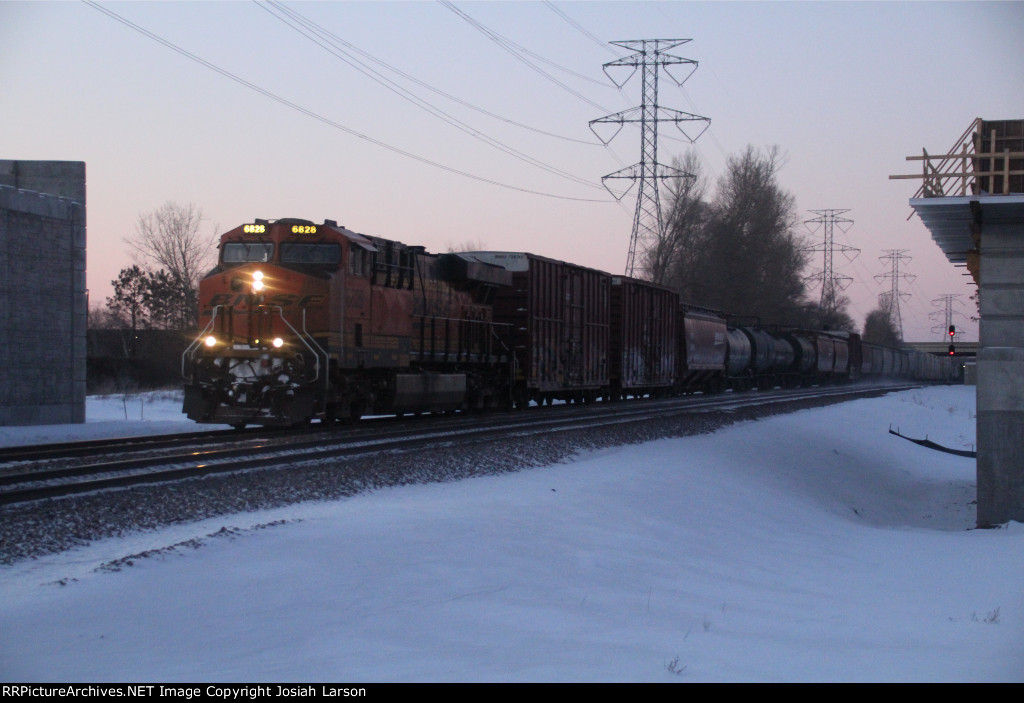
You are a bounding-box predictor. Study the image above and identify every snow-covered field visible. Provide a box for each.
[1,386,1021,682]
[0,391,227,447]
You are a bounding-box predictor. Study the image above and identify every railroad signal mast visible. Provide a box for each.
[590,39,710,280]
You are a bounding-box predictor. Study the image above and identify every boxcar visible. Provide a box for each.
[461,252,610,404]
[609,276,677,398]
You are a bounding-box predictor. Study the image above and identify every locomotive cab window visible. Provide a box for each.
[281,243,341,265]
[223,242,274,263]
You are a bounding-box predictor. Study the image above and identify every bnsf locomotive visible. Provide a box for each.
[183,218,956,428]
[183,218,515,428]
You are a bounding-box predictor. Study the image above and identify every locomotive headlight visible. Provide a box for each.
[204,335,218,347]
[272,337,284,348]
[252,279,265,292]
[252,270,265,292]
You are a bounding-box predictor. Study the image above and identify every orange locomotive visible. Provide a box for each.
[183,218,514,428]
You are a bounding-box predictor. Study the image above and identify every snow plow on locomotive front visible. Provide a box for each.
[182,219,340,428]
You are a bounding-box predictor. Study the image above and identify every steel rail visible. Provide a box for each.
[0,383,921,506]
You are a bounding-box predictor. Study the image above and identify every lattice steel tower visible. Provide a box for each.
[875,249,915,340]
[930,293,964,342]
[803,209,859,315]
[590,39,709,279]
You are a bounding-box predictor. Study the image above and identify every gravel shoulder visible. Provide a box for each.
[0,391,894,565]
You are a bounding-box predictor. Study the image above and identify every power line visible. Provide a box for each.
[803,209,859,315]
[256,0,601,189]
[542,1,623,58]
[930,293,966,342]
[263,0,600,146]
[591,39,711,279]
[82,0,610,203]
[439,0,614,111]
[442,0,615,87]
[875,249,914,340]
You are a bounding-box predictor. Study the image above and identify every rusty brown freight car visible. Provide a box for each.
[609,277,677,398]
[458,252,611,405]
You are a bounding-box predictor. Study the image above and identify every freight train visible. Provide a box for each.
[182,218,956,428]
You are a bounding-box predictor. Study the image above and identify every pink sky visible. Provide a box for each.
[3,1,1020,342]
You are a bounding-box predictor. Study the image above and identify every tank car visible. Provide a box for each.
[183,219,514,427]
[788,330,850,383]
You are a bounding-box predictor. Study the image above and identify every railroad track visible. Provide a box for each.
[0,383,920,506]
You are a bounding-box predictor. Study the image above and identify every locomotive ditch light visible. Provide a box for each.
[272,337,284,348]
[204,335,218,347]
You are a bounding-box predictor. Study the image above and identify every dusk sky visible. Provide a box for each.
[3,1,1021,342]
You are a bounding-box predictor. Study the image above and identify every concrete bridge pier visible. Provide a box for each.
[897,118,1024,527]
[975,215,1024,527]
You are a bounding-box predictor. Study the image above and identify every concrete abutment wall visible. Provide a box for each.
[976,218,1024,526]
[0,160,87,425]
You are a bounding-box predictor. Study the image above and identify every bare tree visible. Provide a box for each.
[128,201,217,325]
[87,303,123,330]
[863,294,901,345]
[660,145,809,324]
[645,152,709,286]
[797,296,857,333]
[863,309,901,346]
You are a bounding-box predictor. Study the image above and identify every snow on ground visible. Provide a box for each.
[1,386,1021,682]
[0,391,226,446]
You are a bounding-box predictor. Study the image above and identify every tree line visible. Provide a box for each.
[91,202,217,342]
[647,145,899,343]
[92,160,903,356]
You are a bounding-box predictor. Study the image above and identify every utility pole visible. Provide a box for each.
[590,39,709,279]
[803,209,859,316]
[875,249,915,340]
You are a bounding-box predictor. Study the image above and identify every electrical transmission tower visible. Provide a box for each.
[590,39,710,279]
[875,249,915,341]
[930,293,965,341]
[803,209,859,315]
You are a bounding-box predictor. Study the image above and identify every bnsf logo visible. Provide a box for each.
[206,293,328,309]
